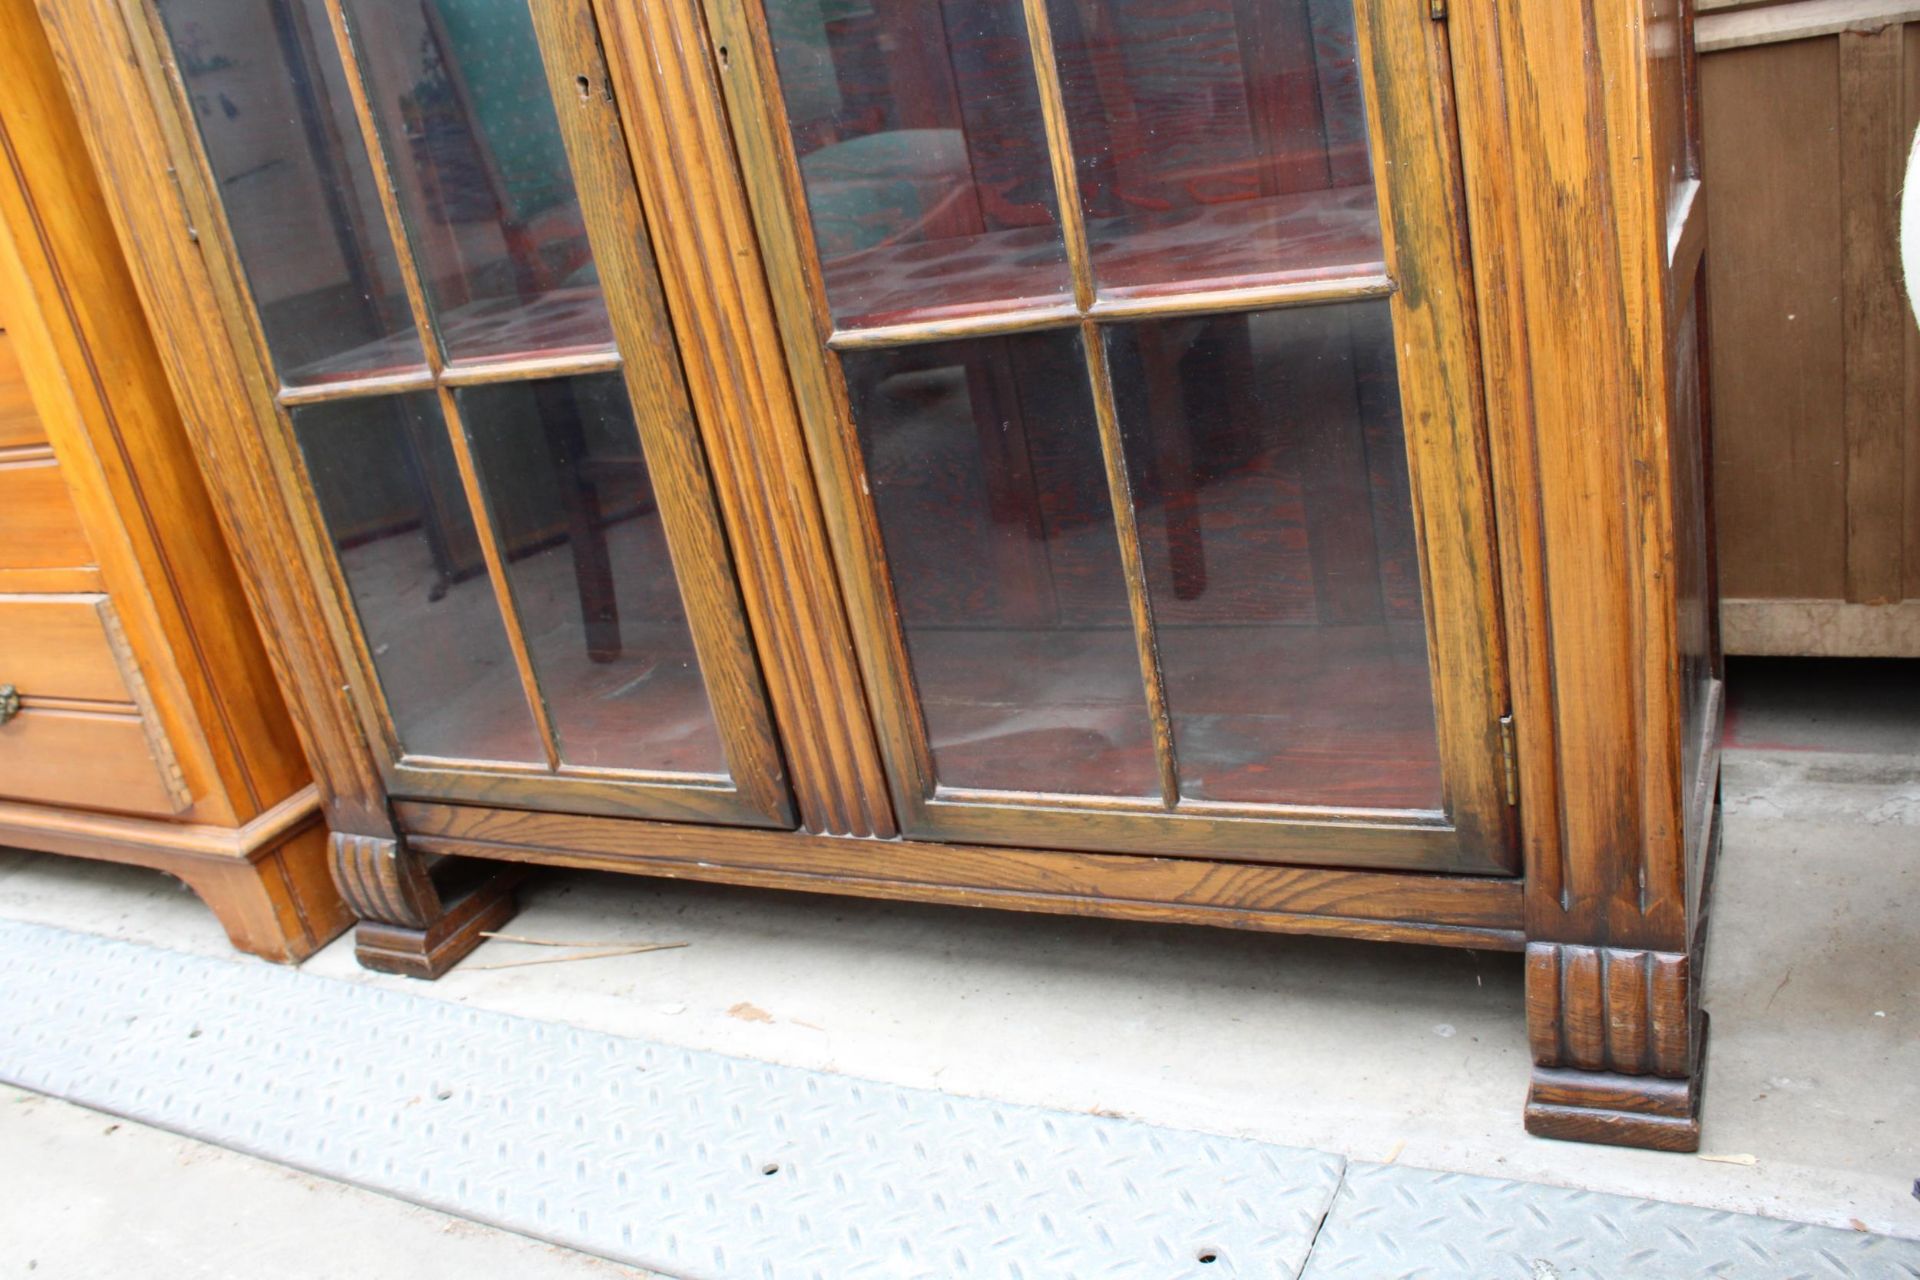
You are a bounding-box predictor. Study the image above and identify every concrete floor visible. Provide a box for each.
[1,656,1916,1274]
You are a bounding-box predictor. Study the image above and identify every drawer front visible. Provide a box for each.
[0,451,92,569]
[0,594,133,704]
[0,593,189,816]
[0,331,42,450]
[0,705,187,815]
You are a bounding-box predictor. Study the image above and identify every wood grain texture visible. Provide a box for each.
[395,800,1525,951]
[0,0,311,823]
[1702,16,1919,624]
[1697,0,1920,50]
[1839,24,1907,604]
[0,787,350,963]
[1525,943,1695,1076]
[1702,36,1848,602]
[0,705,186,815]
[328,831,438,931]
[0,451,92,568]
[0,594,133,704]
[591,0,896,837]
[1524,1065,1703,1151]
[1721,596,1920,654]
[0,328,42,448]
[528,0,793,826]
[353,877,521,979]
[31,0,394,837]
[1451,0,1702,950]
[1522,944,1705,1151]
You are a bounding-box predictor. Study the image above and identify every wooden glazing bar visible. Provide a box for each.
[317,0,562,771]
[1086,273,1396,322]
[1082,325,1180,808]
[439,348,623,388]
[275,368,437,406]
[1019,0,1096,312]
[1019,0,1181,808]
[825,303,1082,350]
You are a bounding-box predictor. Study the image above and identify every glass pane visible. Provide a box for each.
[844,330,1156,796]
[1672,279,1714,851]
[1050,0,1383,300]
[459,376,728,775]
[342,0,614,363]
[290,393,542,761]
[763,0,1071,330]
[1107,301,1441,809]
[156,0,425,385]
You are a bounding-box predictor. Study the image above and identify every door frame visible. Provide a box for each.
[701,0,1519,872]
[129,0,795,828]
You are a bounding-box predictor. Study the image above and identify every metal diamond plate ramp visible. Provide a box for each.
[1300,1163,1920,1280]
[0,920,1341,1279]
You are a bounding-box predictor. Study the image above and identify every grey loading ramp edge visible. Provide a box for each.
[0,919,1914,1279]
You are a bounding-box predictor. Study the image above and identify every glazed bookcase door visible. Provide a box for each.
[146,0,792,827]
[710,0,1515,869]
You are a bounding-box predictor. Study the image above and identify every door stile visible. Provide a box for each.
[699,0,952,827]
[526,0,792,824]
[585,0,898,836]
[1349,0,1517,861]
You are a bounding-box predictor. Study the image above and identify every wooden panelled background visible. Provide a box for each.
[1700,0,1920,654]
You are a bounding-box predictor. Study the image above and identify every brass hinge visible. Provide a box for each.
[1430,0,1447,20]
[1499,714,1518,806]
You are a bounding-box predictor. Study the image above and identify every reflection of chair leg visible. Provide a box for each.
[964,340,1054,626]
[1137,326,1208,601]
[535,381,621,663]
[393,400,462,602]
[1290,311,1384,625]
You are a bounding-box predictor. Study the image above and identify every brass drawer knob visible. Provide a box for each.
[0,684,17,726]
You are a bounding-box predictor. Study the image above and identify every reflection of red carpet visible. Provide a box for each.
[825,186,1384,331]
[287,284,613,386]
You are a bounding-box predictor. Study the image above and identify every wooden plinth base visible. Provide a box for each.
[353,871,522,979]
[1525,1014,1709,1151]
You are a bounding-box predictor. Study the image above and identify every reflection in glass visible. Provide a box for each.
[844,330,1156,796]
[459,376,728,775]
[290,394,542,761]
[763,0,1070,329]
[342,0,614,363]
[1050,0,1383,299]
[1672,284,1715,849]
[1107,302,1441,809]
[156,0,423,383]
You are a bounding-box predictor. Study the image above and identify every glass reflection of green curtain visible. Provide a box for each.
[423,0,570,224]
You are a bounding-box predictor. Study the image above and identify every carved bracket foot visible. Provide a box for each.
[329,832,523,979]
[1523,943,1706,1151]
[353,875,521,979]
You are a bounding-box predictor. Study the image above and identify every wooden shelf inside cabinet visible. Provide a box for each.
[824,185,1388,337]
[281,286,617,394]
